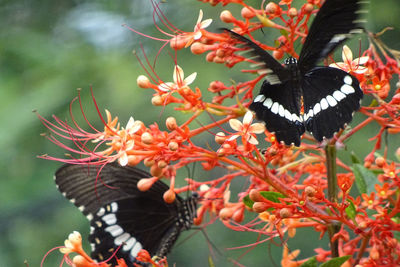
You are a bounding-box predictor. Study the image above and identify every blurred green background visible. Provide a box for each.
[1,0,399,266]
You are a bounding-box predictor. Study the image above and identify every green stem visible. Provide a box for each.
[325,144,340,258]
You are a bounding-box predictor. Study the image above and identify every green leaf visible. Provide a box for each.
[280,29,289,37]
[259,191,286,203]
[243,195,254,209]
[351,164,377,195]
[350,151,361,164]
[345,199,357,219]
[320,255,351,267]
[299,256,318,267]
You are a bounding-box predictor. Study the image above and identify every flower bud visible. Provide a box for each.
[151,95,164,106]
[220,10,235,23]
[166,117,177,131]
[215,132,226,144]
[157,160,167,169]
[273,49,284,60]
[249,189,263,202]
[219,207,234,220]
[375,156,386,168]
[265,2,279,14]
[163,189,176,203]
[143,158,155,167]
[137,177,158,191]
[253,202,269,213]
[305,186,316,197]
[303,3,314,14]
[241,7,255,19]
[232,208,244,223]
[150,164,163,177]
[288,7,298,18]
[279,208,291,218]
[191,42,207,54]
[127,155,141,166]
[137,75,151,88]
[168,141,179,151]
[141,132,153,144]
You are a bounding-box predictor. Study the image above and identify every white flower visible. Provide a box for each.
[228,111,265,145]
[158,65,197,92]
[193,9,212,40]
[329,45,369,74]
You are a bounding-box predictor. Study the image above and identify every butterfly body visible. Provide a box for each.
[55,163,197,264]
[227,0,367,146]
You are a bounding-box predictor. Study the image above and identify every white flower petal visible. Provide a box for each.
[243,111,254,125]
[227,134,239,141]
[126,117,135,129]
[342,45,353,62]
[248,135,259,145]
[173,65,184,84]
[119,153,128,166]
[184,72,197,85]
[196,10,204,25]
[229,119,243,131]
[158,82,173,92]
[193,31,202,40]
[354,56,369,65]
[249,123,265,134]
[200,18,213,29]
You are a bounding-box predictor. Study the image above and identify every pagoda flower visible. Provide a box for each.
[228,110,265,145]
[329,45,369,74]
[158,65,197,92]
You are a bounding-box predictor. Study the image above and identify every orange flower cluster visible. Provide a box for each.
[39,0,400,266]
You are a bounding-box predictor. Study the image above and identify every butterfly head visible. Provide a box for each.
[284,57,298,66]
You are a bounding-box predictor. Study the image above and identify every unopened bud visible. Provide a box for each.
[220,10,235,23]
[215,132,226,144]
[137,177,158,191]
[219,207,234,220]
[241,7,255,19]
[141,132,153,144]
[163,189,176,203]
[168,141,179,151]
[166,117,177,131]
[151,95,164,106]
[288,7,297,18]
[137,75,151,88]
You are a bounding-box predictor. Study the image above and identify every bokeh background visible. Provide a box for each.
[1,0,399,266]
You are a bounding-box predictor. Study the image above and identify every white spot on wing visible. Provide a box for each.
[254,95,265,103]
[110,202,118,212]
[333,90,346,101]
[263,98,273,108]
[130,242,143,258]
[344,75,353,85]
[341,84,355,95]
[86,214,93,221]
[69,198,76,204]
[320,98,329,110]
[313,103,321,115]
[123,237,137,251]
[102,214,117,225]
[278,105,285,117]
[271,102,279,114]
[78,206,85,212]
[105,224,124,237]
[326,95,338,107]
[97,208,105,217]
[115,233,130,245]
[284,109,292,121]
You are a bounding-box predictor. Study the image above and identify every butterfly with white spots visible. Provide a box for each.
[225,0,367,146]
[55,163,198,265]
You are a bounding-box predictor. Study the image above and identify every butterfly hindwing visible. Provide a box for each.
[298,0,366,73]
[55,163,197,264]
[302,67,363,141]
[250,79,305,146]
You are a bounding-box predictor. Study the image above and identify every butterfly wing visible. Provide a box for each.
[298,0,366,73]
[55,163,187,263]
[302,67,363,141]
[223,28,290,85]
[250,79,305,146]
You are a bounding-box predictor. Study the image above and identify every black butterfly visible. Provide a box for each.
[55,162,198,265]
[227,0,366,146]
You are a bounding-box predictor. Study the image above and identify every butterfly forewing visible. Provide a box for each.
[301,67,363,141]
[298,0,366,73]
[55,163,197,264]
